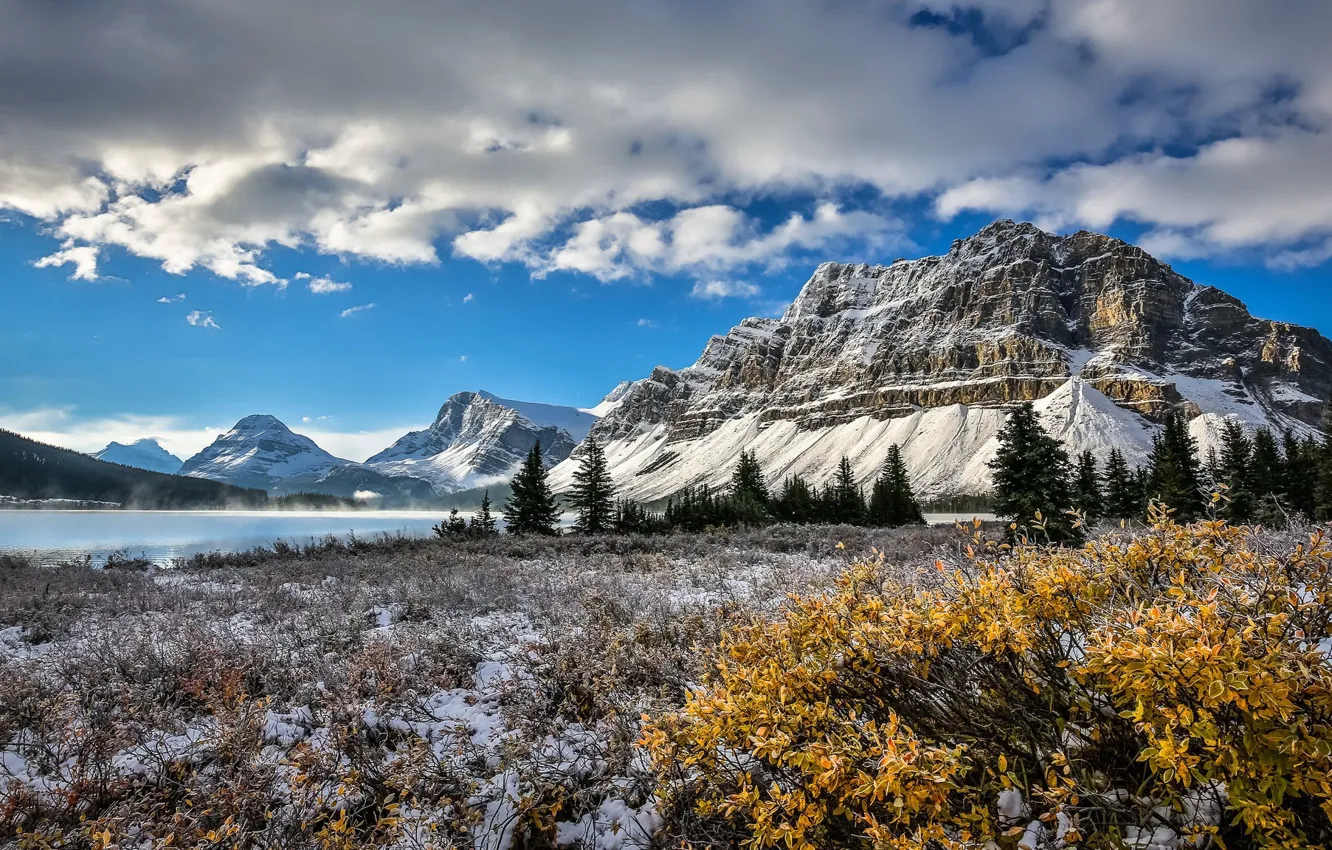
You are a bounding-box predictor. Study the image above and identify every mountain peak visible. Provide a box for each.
[92,438,184,475]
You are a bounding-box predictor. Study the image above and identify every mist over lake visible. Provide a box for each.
[0,510,449,565]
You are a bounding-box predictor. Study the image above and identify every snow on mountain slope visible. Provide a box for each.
[553,221,1331,501]
[476,391,597,441]
[582,382,634,418]
[92,439,183,475]
[366,391,585,492]
[179,415,350,491]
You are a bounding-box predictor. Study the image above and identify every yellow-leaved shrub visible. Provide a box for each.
[644,509,1332,849]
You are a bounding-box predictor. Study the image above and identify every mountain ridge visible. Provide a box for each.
[550,220,1332,501]
[92,438,183,475]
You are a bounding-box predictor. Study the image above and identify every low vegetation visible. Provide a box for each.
[4,513,1332,849]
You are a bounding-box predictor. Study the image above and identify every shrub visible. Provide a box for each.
[645,508,1332,849]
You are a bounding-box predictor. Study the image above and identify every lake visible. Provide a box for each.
[0,510,453,565]
[0,510,996,566]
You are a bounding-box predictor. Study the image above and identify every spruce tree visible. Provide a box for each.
[1281,431,1319,519]
[1249,428,1284,524]
[728,450,771,525]
[504,442,561,535]
[1102,449,1139,521]
[867,444,925,526]
[1317,413,1332,521]
[830,456,867,525]
[988,402,1078,542]
[1146,410,1205,521]
[435,508,469,538]
[467,490,498,536]
[774,475,817,524]
[570,439,616,534]
[1072,450,1103,521]
[1216,418,1254,524]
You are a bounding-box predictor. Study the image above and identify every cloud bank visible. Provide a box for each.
[2,0,1331,284]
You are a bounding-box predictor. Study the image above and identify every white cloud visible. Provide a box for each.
[157,292,187,304]
[635,318,656,327]
[690,279,760,300]
[462,292,474,302]
[340,303,376,318]
[185,310,221,329]
[458,354,468,362]
[306,275,353,293]
[34,243,100,281]
[0,0,1329,279]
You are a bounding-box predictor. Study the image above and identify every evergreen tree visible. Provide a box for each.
[1146,410,1205,521]
[467,490,499,536]
[829,456,867,525]
[1249,428,1284,524]
[867,444,924,526]
[1281,430,1319,519]
[1318,413,1332,522]
[1072,450,1103,521]
[773,475,817,524]
[613,499,664,534]
[1216,419,1254,523]
[727,450,771,525]
[569,439,617,534]
[988,402,1078,542]
[1102,449,1139,521]
[504,442,561,535]
[434,507,469,538]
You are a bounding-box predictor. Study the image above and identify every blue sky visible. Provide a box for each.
[2,0,1331,460]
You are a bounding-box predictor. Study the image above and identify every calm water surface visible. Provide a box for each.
[0,510,452,565]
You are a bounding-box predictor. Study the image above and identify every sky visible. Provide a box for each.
[2,0,1331,462]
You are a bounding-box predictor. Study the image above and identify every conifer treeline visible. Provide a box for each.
[450,402,1332,537]
[990,401,1332,539]
[489,440,928,535]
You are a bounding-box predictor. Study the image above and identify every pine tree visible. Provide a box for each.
[1281,430,1319,519]
[434,507,469,538]
[727,450,771,525]
[569,439,616,534]
[1216,418,1254,524]
[830,456,867,525]
[504,442,561,535]
[867,444,924,526]
[773,475,817,524]
[1317,413,1332,522]
[1102,449,1139,521]
[468,490,498,536]
[988,402,1078,542]
[1072,450,1103,521]
[1146,410,1205,521]
[1249,428,1284,524]
[613,499,663,534]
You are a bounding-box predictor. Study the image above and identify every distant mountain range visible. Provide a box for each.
[21,220,1332,509]
[2,429,264,509]
[93,439,183,475]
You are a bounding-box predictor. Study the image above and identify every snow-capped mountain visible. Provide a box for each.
[180,414,439,501]
[92,439,183,475]
[366,391,594,492]
[180,415,347,491]
[551,220,1332,501]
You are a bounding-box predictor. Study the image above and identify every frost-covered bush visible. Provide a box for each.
[646,510,1332,849]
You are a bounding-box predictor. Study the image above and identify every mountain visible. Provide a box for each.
[179,414,435,503]
[92,439,183,475]
[180,415,348,491]
[0,428,266,509]
[550,220,1332,501]
[365,391,594,492]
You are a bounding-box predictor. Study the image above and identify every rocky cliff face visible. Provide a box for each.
[552,221,1332,501]
[365,391,586,492]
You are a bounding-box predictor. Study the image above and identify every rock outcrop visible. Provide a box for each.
[553,221,1332,501]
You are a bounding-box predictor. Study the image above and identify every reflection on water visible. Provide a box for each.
[0,510,451,565]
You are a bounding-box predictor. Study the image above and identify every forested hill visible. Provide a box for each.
[0,429,267,509]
